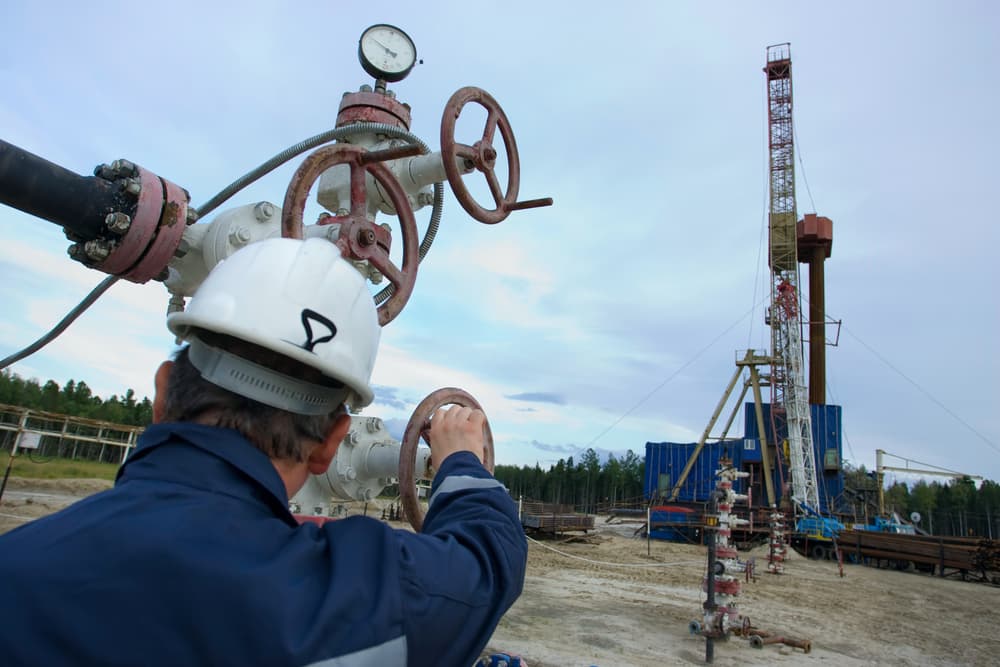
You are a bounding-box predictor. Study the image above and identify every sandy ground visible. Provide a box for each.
[3,480,999,666]
[484,521,1000,666]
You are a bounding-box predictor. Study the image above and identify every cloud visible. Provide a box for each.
[528,440,578,456]
[371,385,409,411]
[505,392,566,405]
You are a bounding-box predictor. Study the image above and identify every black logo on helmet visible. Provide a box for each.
[300,309,337,352]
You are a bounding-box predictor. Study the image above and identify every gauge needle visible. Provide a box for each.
[372,38,398,58]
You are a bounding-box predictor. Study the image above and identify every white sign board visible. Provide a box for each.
[16,431,42,450]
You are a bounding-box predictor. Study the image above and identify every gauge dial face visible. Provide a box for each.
[359,24,417,83]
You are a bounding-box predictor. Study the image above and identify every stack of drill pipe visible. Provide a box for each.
[973,539,1000,573]
[841,530,996,577]
[519,501,595,534]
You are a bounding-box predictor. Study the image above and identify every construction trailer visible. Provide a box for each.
[644,402,845,517]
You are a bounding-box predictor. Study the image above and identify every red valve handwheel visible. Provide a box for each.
[440,87,521,224]
[281,143,419,326]
[399,388,496,532]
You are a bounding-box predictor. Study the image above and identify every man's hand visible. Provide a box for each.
[429,405,486,470]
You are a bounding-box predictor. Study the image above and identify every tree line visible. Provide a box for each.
[0,370,152,427]
[492,448,646,513]
[4,369,997,538]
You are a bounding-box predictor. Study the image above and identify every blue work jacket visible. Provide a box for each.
[0,422,526,666]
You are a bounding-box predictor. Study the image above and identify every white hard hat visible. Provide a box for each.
[168,237,380,411]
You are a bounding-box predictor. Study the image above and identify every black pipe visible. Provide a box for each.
[0,139,128,240]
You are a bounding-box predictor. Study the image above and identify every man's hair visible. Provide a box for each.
[161,330,346,462]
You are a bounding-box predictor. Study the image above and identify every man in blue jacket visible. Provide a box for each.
[0,238,527,666]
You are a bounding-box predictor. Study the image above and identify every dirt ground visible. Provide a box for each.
[3,480,999,666]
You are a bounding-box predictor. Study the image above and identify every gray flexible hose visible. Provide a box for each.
[193,121,443,305]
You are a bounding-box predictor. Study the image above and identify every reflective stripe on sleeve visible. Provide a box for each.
[428,475,506,509]
[303,634,406,667]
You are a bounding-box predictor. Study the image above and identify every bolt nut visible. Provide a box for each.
[186,208,200,225]
[360,84,373,93]
[253,201,275,222]
[83,239,112,262]
[357,229,376,247]
[95,164,119,181]
[67,243,86,262]
[104,212,132,234]
[416,191,434,207]
[121,178,142,196]
[110,159,137,178]
[228,226,252,245]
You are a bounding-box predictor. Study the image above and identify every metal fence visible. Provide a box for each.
[0,403,143,465]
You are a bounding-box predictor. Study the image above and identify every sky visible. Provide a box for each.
[1,1,997,488]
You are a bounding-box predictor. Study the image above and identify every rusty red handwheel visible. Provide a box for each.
[399,388,495,532]
[281,143,419,326]
[440,86,521,224]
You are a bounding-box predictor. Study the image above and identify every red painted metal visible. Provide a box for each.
[399,388,495,532]
[715,545,739,559]
[125,177,187,283]
[336,91,411,129]
[797,213,833,257]
[280,143,419,326]
[440,87,521,224]
[97,165,161,275]
[797,213,834,405]
[706,578,741,596]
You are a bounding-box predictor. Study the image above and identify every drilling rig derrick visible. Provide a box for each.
[764,44,821,514]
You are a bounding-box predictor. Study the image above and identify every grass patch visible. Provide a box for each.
[0,451,118,481]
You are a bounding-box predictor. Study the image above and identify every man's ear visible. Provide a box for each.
[152,361,174,424]
[306,412,352,475]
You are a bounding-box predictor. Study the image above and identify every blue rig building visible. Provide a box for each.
[644,402,845,515]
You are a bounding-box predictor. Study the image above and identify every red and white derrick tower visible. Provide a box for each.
[764,44,821,513]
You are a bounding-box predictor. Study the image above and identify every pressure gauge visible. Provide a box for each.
[358,24,417,83]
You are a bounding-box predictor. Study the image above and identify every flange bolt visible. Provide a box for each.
[105,212,131,234]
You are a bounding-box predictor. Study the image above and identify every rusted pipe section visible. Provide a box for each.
[749,634,812,653]
[358,144,422,165]
[797,213,833,405]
